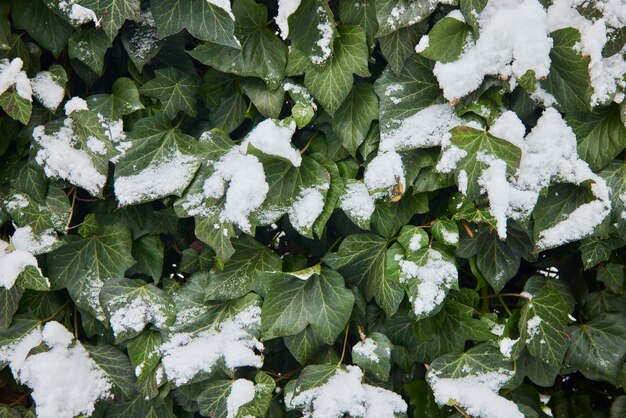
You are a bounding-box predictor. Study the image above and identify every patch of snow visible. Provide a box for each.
[0,58,31,101]
[64,97,88,115]
[415,35,430,53]
[160,305,263,386]
[107,293,172,338]
[339,181,375,224]
[310,7,334,65]
[526,315,542,342]
[288,185,328,231]
[276,0,302,39]
[227,379,255,418]
[0,237,44,289]
[353,338,380,363]
[499,337,518,358]
[10,226,57,256]
[364,151,405,198]
[32,71,65,110]
[241,119,301,167]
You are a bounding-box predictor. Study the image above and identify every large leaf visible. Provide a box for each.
[565,312,626,385]
[261,267,354,344]
[113,113,200,206]
[375,0,437,36]
[418,15,469,63]
[288,0,337,66]
[11,0,73,56]
[68,29,112,75]
[325,233,404,317]
[332,82,378,157]
[197,372,275,418]
[301,25,370,115]
[80,0,141,40]
[151,0,238,47]
[566,103,626,172]
[46,223,135,319]
[139,67,200,118]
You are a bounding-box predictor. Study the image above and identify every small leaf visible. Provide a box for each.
[352,332,393,380]
[139,67,200,119]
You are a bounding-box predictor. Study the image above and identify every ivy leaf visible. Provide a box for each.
[596,263,624,294]
[85,343,138,400]
[126,329,163,390]
[352,332,393,380]
[151,0,238,47]
[542,28,593,113]
[261,267,354,343]
[100,277,176,342]
[87,77,145,119]
[205,235,281,300]
[11,0,73,56]
[284,325,326,365]
[432,216,459,247]
[113,113,201,206]
[46,223,135,320]
[579,234,625,270]
[4,186,70,233]
[565,313,626,385]
[302,25,370,115]
[288,0,337,66]
[188,0,287,90]
[332,82,378,157]
[418,15,469,63]
[374,55,442,137]
[448,126,522,200]
[428,344,512,378]
[325,233,404,317]
[566,103,626,172]
[197,372,275,418]
[0,89,32,125]
[80,0,141,41]
[139,67,200,118]
[241,79,285,119]
[0,287,23,329]
[339,0,378,50]
[68,29,112,76]
[519,279,570,367]
[599,162,626,234]
[105,398,175,418]
[127,235,164,281]
[378,24,425,76]
[376,0,436,36]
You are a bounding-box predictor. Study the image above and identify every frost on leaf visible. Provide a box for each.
[160,303,264,386]
[285,365,407,418]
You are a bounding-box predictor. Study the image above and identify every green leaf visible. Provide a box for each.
[4,186,70,233]
[205,235,281,300]
[374,55,442,137]
[188,0,286,90]
[198,372,275,418]
[0,90,32,125]
[87,77,145,119]
[447,126,522,200]
[288,0,337,66]
[428,344,513,379]
[566,103,626,172]
[113,113,201,206]
[579,234,625,270]
[68,29,112,76]
[325,233,404,317]
[302,25,370,115]
[432,216,459,247]
[139,67,200,118]
[46,223,135,319]
[121,15,164,72]
[105,398,175,418]
[378,23,425,75]
[596,263,624,294]
[332,82,378,157]
[11,0,73,56]
[0,287,23,329]
[261,267,354,343]
[241,79,284,119]
[80,0,140,41]
[352,332,393,380]
[565,313,626,385]
[418,16,469,63]
[542,28,592,113]
[340,0,378,50]
[376,0,436,36]
[126,328,163,388]
[210,90,248,132]
[519,279,570,367]
[151,0,238,47]
[283,325,326,364]
[100,277,175,342]
[599,162,626,235]
[86,343,138,400]
[128,235,164,281]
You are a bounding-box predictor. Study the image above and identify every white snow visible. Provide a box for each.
[33,119,107,196]
[241,119,301,167]
[202,148,269,232]
[339,181,375,224]
[433,0,552,101]
[288,186,327,231]
[32,71,65,110]
[64,97,89,115]
[311,7,334,65]
[0,232,48,289]
[10,226,57,255]
[285,365,407,418]
[0,58,31,101]
[227,379,256,418]
[353,338,380,363]
[379,104,463,152]
[489,111,526,149]
[526,315,542,342]
[398,249,458,317]
[160,305,263,386]
[106,293,173,338]
[364,151,405,198]
[499,337,518,358]
[429,369,523,418]
[58,1,99,26]
[114,150,198,206]
[9,322,112,418]
[276,0,302,39]
[408,232,426,251]
[436,145,467,174]
[414,35,430,53]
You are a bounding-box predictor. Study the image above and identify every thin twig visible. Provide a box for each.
[337,323,350,366]
[41,299,70,323]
